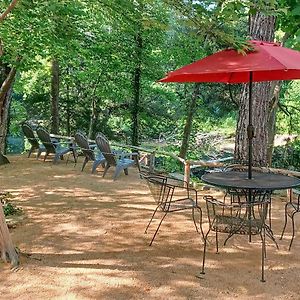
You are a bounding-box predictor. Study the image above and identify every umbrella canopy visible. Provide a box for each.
[159,40,300,179]
[159,40,300,83]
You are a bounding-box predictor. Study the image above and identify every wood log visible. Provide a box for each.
[0,153,9,165]
[0,204,18,267]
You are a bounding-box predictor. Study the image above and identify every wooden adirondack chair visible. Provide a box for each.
[95,132,140,180]
[74,131,105,172]
[22,123,45,158]
[36,127,74,163]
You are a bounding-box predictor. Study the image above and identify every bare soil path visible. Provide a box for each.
[0,155,300,299]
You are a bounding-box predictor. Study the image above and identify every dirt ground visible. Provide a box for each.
[1,155,300,299]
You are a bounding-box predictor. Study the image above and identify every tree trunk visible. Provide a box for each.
[0,0,20,267]
[0,204,18,267]
[0,64,16,161]
[131,31,142,146]
[66,84,71,136]
[88,97,99,139]
[0,65,18,264]
[267,83,280,165]
[51,59,60,134]
[234,12,276,167]
[266,33,290,165]
[179,83,200,159]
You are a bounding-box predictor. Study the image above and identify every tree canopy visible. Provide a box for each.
[1,0,300,161]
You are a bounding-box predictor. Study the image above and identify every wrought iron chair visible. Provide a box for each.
[36,127,74,163]
[95,132,140,180]
[21,123,45,158]
[143,174,204,246]
[280,188,300,250]
[200,195,270,282]
[223,166,273,228]
[74,131,106,172]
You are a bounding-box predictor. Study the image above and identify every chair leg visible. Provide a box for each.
[113,166,124,180]
[268,198,272,229]
[37,148,43,159]
[215,230,219,254]
[103,164,110,178]
[264,225,279,249]
[201,229,211,275]
[192,207,205,240]
[44,151,49,162]
[65,153,70,165]
[260,226,266,282]
[54,153,60,164]
[28,146,34,158]
[81,157,89,171]
[92,159,105,174]
[289,212,297,251]
[149,211,168,246]
[145,206,160,234]
[72,148,77,163]
[280,203,289,240]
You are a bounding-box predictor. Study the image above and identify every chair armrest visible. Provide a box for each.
[165,177,189,188]
[204,195,244,209]
[113,150,139,160]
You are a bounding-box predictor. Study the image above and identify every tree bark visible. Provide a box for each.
[179,83,200,159]
[51,59,60,134]
[0,65,16,156]
[88,97,99,139]
[131,30,142,146]
[0,0,19,267]
[267,83,280,165]
[234,12,276,167]
[0,203,18,268]
[66,82,71,136]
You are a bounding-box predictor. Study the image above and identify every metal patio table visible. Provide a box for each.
[201,170,300,243]
[201,171,300,192]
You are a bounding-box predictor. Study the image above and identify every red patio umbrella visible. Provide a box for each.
[159,40,300,179]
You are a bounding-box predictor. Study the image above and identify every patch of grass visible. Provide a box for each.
[0,192,22,217]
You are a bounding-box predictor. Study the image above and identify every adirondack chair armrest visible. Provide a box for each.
[113,151,139,160]
[89,143,97,150]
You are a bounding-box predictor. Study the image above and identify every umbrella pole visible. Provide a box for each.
[247,71,254,180]
[247,72,254,243]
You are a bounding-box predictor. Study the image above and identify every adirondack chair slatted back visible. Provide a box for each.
[95,133,116,166]
[75,132,95,161]
[22,123,39,148]
[36,127,56,153]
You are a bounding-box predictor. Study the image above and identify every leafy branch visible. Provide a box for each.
[0,0,19,22]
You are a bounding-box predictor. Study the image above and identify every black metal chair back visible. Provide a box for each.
[280,189,300,250]
[146,175,175,211]
[201,195,270,282]
[143,174,204,246]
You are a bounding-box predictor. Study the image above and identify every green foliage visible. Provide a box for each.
[2,0,300,173]
[0,193,22,217]
[272,139,300,170]
[277,81,300,133]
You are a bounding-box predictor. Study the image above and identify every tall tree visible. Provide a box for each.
[179,83,200,159]
[50,58,60,134]
[0,0,19,267]
[234,12,276,166]
[131,29,143,146]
